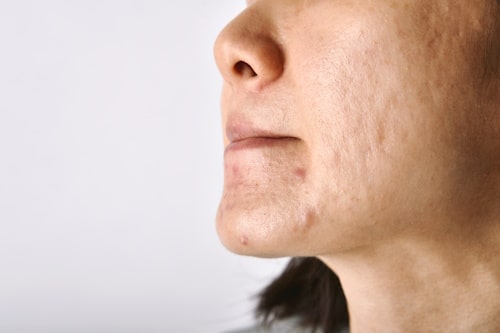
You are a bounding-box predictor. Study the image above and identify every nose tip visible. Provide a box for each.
[214,10,284,91]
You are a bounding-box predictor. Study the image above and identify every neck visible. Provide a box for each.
[320,220,500,333]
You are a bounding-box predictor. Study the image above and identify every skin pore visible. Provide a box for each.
[214,0,500,332]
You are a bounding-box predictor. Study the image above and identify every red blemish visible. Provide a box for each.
[240,235,249,246]
[294,168,306,180]
[231,164,240,176]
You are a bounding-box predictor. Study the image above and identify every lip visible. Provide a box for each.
[225,136,298,153]
[224,122,297,153]
[225,122,282,143]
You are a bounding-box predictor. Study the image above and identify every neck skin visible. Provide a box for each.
[320,215,500,333]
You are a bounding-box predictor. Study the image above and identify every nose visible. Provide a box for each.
[214,8,285,92]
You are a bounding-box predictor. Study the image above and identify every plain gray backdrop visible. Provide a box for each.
[0,1,288,332]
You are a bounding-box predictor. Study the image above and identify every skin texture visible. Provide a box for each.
[214,0,500,331]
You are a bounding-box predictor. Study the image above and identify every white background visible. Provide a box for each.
[0,1,288,332]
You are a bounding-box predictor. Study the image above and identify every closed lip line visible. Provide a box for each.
[226,122,294,144]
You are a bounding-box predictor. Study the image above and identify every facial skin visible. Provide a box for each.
[214,0,500,259]
[215,2,500,331]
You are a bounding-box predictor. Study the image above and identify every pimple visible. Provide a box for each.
[295,207,318,232]
[294,168,307,180]
[240,235,249,246]
[231,164,240,176]
[305,210,317,228]
[377,125,386,145]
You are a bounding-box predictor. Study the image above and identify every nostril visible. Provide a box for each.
[234,61,257,78]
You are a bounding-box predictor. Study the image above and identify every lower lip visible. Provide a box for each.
[225,137,297,153]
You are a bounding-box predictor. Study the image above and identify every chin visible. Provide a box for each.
[215,194,322,258]
[216,206,277,257]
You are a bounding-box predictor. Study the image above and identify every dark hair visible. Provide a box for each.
[256,257,349,332]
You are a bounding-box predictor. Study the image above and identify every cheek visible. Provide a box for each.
[291,9,442,234]
[300,31,399,177]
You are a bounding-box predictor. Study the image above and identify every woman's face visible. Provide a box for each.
[214,0,498,257]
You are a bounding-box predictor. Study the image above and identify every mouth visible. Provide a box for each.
[222,122,305,187]
[224,122,298,153]
[225,136,298,153]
